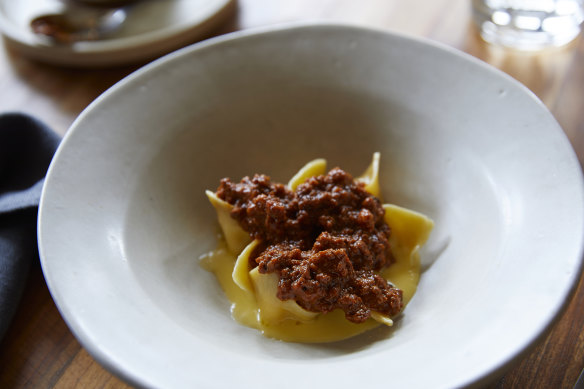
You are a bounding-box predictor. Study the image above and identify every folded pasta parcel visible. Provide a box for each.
[202,153,433,342]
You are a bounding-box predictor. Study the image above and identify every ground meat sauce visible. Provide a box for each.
[216,168,403,323]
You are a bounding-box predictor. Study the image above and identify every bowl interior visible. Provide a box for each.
[39,25,584,388]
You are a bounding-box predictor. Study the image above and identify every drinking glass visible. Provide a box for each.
[472,0,584,50]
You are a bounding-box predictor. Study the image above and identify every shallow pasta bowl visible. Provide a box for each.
[38,24,584,388]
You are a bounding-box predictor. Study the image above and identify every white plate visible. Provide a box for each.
[0,0,235,67]
[38,24,584,388]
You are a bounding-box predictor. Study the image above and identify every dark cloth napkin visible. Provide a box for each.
[0,113,60,340]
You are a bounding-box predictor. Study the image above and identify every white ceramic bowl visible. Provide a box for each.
[39,24,584,388]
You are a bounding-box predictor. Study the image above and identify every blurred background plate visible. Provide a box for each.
[0,0,236,67]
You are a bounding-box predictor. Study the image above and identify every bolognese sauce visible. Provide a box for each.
[216,167,403,324]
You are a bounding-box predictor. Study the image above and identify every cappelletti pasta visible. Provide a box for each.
[201,153,433,342]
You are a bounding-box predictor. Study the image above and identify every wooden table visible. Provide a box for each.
[1,0,583,387]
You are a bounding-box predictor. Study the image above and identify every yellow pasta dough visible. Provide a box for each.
[201,153,433,342]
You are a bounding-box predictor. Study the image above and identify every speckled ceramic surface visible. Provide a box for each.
[38,24,584,388]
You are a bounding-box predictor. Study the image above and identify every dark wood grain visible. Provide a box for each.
[0,263,130,388]
[489,276,584,388]
[0,0,583,387]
